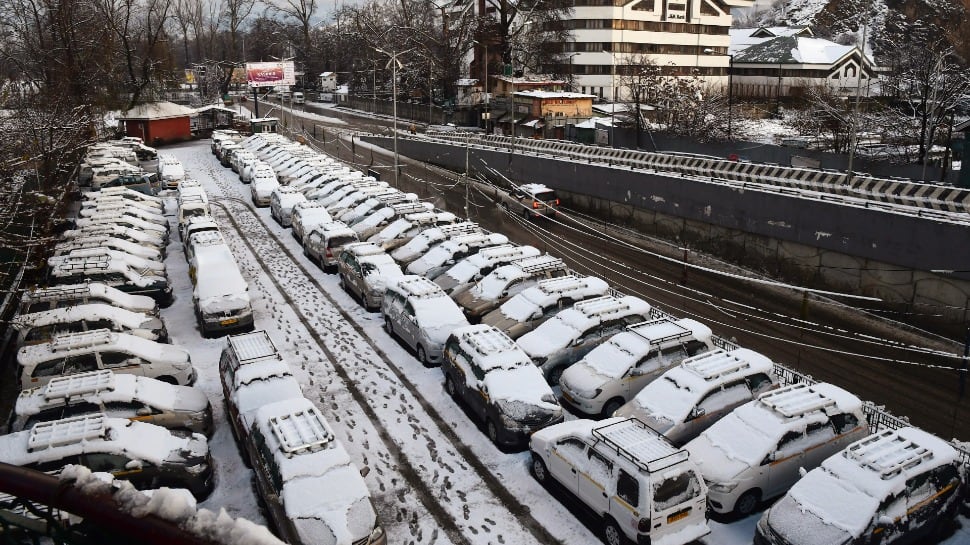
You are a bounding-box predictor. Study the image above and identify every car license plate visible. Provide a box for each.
[667,508,690,524]
[561,391,574,403]
[220,318,238,326]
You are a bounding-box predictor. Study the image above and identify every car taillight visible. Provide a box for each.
[532,201,540,209]
[326,248,333,258]
[637,518,650,533]
[554,198,560,206]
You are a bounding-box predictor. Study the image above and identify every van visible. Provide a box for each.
[9,369,212,435]
[156,155,186,189]
[11,303,167,347]
[480,275,611,339]
[530,417,710,545]
[54,235,161,262]
[453,255,570,320]
[382,276,469,366]
[686,382,869,516]
[291,91,305,104]
[614,347,778,445]
[502,183,560,219]
[304,221,359,272]
[188,233,253,337]
[48,255,173,307]
[754,427,966,545]
[20,283,157,316]
[516,295,653,384]
[17,329,196,390]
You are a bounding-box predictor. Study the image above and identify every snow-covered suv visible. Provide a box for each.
[558,316,714,417]
[337,242,404,311]
[11,303,167,347]
[405,232,511,280]
[381,276,469,366]
[452,254,570,320]
[442,324,563,448]
[270,185,307,227]
[20,283,157,316]
[433,244,541,295]
[480,275,611,339]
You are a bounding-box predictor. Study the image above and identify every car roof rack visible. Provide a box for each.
[680,349,757,382]
[43,370,116,401]
[536,275,584,294]
[50,329,115,352]
[516,255,566,275]
[269,407,334,456]
[573,296,628,318]
[626,318,692,345]
[348,242,384,256]
[23,285,94,303]
[396,276,444,299]
[462,326,517,357]
[439,222,482,237]
[758,383,838,418]
[844,429,935,480]
[227,331,280,364]
[28,413,108,452]
[375,192,412,204]
[390,202,431,215]
[590,418,688,473]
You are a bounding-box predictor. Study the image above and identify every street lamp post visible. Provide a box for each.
[472,39,489,133]
[604,48,615,146]
[374,47,412,186]
[727,54,734,140]
[509,20,532,154]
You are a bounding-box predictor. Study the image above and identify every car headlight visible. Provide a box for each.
[574,387,602,399]
[709,481,739,493]
[499,413,518,428]
[369,524,385,543]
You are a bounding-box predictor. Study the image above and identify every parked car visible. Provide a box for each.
[247,398,386,545]
[289,201,332,242]
[338,191,417,225]
[480,275,611,339]
[337,242,404,311]
[179,216,220,249]
[156,155,186,189]
[529,417,710,545]
[613,347,778,445]
[11,303,167,347]
[304,221,359,273]
[558,317,714,417]
[367,211,458,251]
[292,91,305,104]
[381,276,470,366]
[685,382,869,516]
[9,369,212,435]
[20,283,157,316]
[352,202,434,241]
[434,244,541,295]
[79,202,166,225]
[0,413,213,499]
[453,255,569,321]
[250,168,280,206]
[81,193,162,214]
[270,186,307,226]
[389,222,482,266]
[17,329,195,390]
[516,295,653,384]
[54,235,161,262]
[48,255,173,307]
[49,248,165,275]
[73,212,168,239]
[500,183,560,219]
[187,232,253,337]
[442,324,563,448]
[405,232,511,280]
[60,223,165,250]
[754,426,966,545]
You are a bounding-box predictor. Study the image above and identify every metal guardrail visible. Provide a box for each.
[422,132,970,216]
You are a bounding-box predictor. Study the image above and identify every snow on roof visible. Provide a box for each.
[407,233,509,276]
[280,464,375,544]
[194,104,237,114]
[757,382,862,419]
[253,398,352,482]
[498,275,610,323]
[468,255,565,301]
[119,101,195,120]
[456,78,479,87]
[21,283,157,314]
[454,324,532,372]
[439,245,540,286]
[227,331,279,363]
[482,364,559,410]
[731,35,865,66]
[514,90,597,99]
[18,329,190,368]
[11,302,158,334]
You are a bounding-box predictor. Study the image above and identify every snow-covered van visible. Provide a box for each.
[54,235,161,262]
[304,221,359,273]
[156,155,186,188]
[48,255,173,307]
[381,276,469,366]
[247,398,386,545]
[530,418,710,545]
[452,255,569,320]
[613,347,778,445]
[49,248,165,275]
[434,244,541,295]
[20,283,157,316]
[11,303,167,347]
[754,427,966,545]
[389,222,483,266]
[290,201,332,242]
[516,295,653,384]
[558,317,715,418]
[188,233,253,337]
[60,223,165,250]
[269,185,307,227]
[405,232,512,280]
[442,324,562,448]
[17,329,195,390]
[9,369,212,435]
[480,275,611,339]
[686,382,869,516]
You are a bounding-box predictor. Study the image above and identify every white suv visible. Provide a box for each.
[452,254,570,320]
[481,275,611,339]
[381,276,469,366]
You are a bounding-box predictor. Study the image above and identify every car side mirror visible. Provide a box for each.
[628,368,645,377]
[136,407,152,416]
[691,407,706,419]
[125,460,143,471]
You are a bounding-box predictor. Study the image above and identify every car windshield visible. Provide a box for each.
[534,190,557,202]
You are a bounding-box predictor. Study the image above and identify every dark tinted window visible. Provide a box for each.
[617,469,639,508]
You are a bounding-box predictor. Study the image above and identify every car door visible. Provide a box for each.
[547,437,586,495]
[467,360,489,420]
[576,448,613,514]
[625,348,662,399]
[397,301,420,349]
[765,430,808,499]
[306,231,323,262]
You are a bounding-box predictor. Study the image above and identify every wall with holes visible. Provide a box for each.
[366,136,970,320]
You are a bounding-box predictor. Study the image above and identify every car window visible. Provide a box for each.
[830,413,861,434]
[84,453,131,473]
[554,438,587,467]
[64,353,98,375]
[586,449,614,487]
[99,351,134,368]
[775,430,804,458]
[470,361,486,382]
[746,373,774,393]
[616,469,640,508]
[805,421,835,443]
[32,359,66,378]
[653,470,702,511]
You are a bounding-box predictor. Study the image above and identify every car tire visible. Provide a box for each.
[734,489,761,517]
[417,345,433,368]
[530,454,548,483]
[486,419,499,445]
[156,375,178,385]
[444,375,457,398]
[384,317,395,336]
[522,207,531,220]
[603,517,625,545]
[602,398,624,418]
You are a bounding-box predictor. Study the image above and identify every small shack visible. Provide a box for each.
[192,104,237,136]
[250,117,279,134]
[118,101,194,145]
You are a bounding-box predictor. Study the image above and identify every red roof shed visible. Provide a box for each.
[118,102,194,146]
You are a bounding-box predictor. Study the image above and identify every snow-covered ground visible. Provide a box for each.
[161,139,970,545]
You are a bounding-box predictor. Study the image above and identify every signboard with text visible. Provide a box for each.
[246,62,296,88]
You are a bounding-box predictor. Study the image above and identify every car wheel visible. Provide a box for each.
[384,317,394,336]
[603,517,625,545]
[530,454,548,483]
[156,375,178,385]
[486,419,499,445]
[734,489,761,517]
[601,398,625,418]
[547,366,566,386]
[444,375,457,398]
[522,207,531,220]
[417,345,433,368]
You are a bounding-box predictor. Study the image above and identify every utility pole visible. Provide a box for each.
[846,0,870,180]
[374,47,413,186]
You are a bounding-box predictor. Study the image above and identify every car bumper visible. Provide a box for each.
[200,311,255,337]
[496,412,565,449]
[558,387,603,416]
[707,487,742,514]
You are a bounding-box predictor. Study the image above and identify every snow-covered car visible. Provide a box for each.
[352,201,434,240]
[73,211,168,239]
[79,157,129,185]
[79,201,166,225]
[17,328,195,390]
[303,172,366,200]
[188,232,253,337]
[156,155,186,188]
[49,247,165,275]
[230,149,256,174]
[338,191,417,225]
[54,235,161,262]
[289,201,332,242]
[452,255,570,320]
[558,317,715,418]
[219,331,304,453]
[9,369,212,435]
[20,283,157,316]
[250,168,280,206]
[11,303,167,347]
[97,186,163,205]
[754,427,966,545]
[269,185,307,226]
[311,178,385,208]
[434,244,541,295]
[247,398,386,545]
[177,194,210,236]
[405,232,512,280]
[381,276,470,366]
[82,193,163,214]
[48,255,173,307]
[613,347,778,445]
[325,186,399,218]
[337,242,405,311]
[179,216,220,250]
[0,413,213,499]
[367,211,458,251]
[241,159,270,184]
[500,182,560,219]
[442,324,562,448]
[61,223,165,250]
[480,275,611,339]
[389,222,482,266]
[304,221,359,273]
[685,382,869,516]
[530,418,710,545]
[516,295,653,384]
